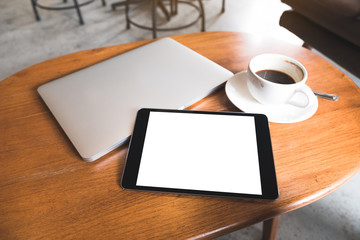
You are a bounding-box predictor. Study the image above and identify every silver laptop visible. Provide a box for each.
[38,38,234,161]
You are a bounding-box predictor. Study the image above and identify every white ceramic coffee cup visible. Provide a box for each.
[247,54,313,107]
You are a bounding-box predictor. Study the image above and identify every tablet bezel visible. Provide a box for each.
[122,108,278,200]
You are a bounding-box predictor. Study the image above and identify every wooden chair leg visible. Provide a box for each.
[170,0,176,15]
[262,216,281,240]
[157,0,171,21]
[152,0,158,38]
[198,0,205,32]
[174,0,178,14]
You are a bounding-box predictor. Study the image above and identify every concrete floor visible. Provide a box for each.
[1,0,359,239]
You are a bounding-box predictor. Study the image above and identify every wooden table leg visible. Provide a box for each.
[262,216,281,240]
[159,1,171,20]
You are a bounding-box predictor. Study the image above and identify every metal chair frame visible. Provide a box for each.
[125,0,206,38]
[30,0,105,25]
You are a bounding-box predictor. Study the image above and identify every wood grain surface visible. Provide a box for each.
[1,32,360,240]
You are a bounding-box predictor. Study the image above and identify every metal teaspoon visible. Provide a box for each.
[312,90,339,101]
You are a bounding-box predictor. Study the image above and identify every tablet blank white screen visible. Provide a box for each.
[136,112,262,195]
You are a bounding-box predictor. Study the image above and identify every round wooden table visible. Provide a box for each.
[1,32,359,240]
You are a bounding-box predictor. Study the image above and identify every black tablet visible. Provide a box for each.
[122,109,278,200]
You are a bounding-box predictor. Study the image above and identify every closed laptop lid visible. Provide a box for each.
[38,38,234,161]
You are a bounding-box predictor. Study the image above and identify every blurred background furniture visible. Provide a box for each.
[30,0,106,25]
[111,0,141,10]
[280,0,360,78]
[125,0,205,38]
[112,0,225,12]
[118,0,225,38]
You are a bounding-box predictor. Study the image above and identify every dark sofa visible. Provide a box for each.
[280,0,360,78]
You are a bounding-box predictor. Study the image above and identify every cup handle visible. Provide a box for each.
[287,85,314,108]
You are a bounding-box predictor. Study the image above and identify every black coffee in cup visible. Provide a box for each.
[256,70,296,84]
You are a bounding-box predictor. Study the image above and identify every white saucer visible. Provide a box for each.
[225,71,318,123]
